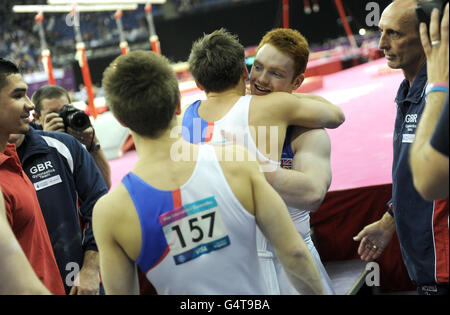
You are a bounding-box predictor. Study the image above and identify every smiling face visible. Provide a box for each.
[250,44,304,95]
[378,0,425,77]
[0,74,34,140]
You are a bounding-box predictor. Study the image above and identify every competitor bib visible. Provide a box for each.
[159,196,230,265]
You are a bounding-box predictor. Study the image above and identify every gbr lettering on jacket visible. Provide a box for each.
[29,161,53,174]
[29,161,62,191]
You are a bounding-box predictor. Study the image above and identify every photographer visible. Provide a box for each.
[31,85,111,189]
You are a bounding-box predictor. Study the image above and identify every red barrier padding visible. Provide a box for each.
[305,56,343,77]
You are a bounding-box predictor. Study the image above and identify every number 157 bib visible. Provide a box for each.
[158,196,230,265]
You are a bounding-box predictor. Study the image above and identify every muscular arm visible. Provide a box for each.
[410,93,449,200]
[249,161,324,294]
[256,92,345,129]
[93,192,140,295]
[267,128,332,211]
[293,92,334,104]
[0,190,50,295]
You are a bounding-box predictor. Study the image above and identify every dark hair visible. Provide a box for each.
[102,50,180,138]
[31,85,71,115]
[0,58,20,92]
[188,28,245,93]
[257,28,310,78]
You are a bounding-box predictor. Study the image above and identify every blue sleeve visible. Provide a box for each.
[71,138,108,252]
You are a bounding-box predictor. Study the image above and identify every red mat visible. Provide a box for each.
[314,58,403,191]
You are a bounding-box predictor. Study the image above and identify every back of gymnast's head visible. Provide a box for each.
[188,28,245,93]
[102,50,180,138]
[0,58,20,93]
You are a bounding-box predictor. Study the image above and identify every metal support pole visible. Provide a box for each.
[35,12,56,85]
[71,7,97,118]
[145,3,161,54]
[304,0,311,14]
[115,10,129,55]
[334,0,357,49]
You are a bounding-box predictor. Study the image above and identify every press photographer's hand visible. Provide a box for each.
[42,112,65,132]
[67,126,95,148]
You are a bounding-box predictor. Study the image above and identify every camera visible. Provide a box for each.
[416,0,448,28]
[59,104,91,131]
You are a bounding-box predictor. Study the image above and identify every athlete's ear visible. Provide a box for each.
[195,80,205,91]
[292,73,305,91]
[175,100,182,115]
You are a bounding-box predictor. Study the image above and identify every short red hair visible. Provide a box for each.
[257,28,310,78]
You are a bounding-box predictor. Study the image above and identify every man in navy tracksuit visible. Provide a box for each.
[9,127,108,294]
[353,0,449,295]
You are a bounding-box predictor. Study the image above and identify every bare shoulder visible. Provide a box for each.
[250,93,295,119]
[93,184,133,227]
[250,92,294,108]
[291,127,330,153]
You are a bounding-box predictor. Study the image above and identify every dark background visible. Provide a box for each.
[73,0,393,87]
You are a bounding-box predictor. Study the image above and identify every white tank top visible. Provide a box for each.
[181,95,284,294]
[182,95,280,168]
[122,144,268,295]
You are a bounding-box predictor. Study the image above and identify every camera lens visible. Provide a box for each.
[68,111,91,131]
